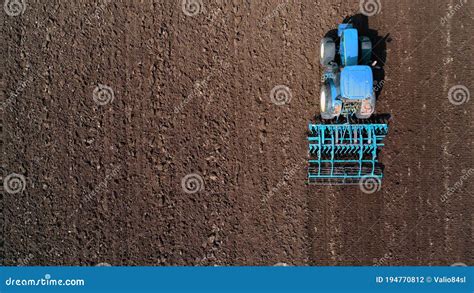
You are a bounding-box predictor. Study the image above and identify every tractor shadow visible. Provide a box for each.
[324,13,391,101]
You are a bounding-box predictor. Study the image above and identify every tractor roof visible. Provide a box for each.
[340,66,373,100]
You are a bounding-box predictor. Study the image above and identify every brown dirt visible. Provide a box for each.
[1,0,472,266]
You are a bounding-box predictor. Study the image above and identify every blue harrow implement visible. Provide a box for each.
[308,23,389,185]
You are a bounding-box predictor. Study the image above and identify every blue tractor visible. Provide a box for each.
[308,23,389,185]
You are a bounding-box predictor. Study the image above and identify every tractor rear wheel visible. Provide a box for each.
[320,84,335,119]
[360,36,372,65]
[320,37,336,66]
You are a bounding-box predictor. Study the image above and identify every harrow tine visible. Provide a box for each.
[307,122,388,184]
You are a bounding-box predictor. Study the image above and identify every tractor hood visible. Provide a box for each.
[340,65,373,100]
